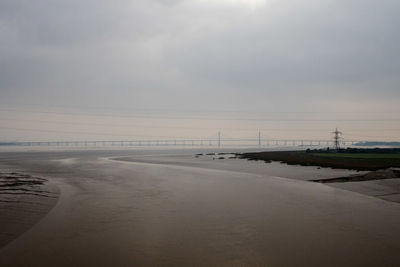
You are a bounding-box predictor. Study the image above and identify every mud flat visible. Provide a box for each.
[0,171,59,248]
[310,168,400,183]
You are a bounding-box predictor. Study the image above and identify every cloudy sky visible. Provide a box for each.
[0,0,399,142]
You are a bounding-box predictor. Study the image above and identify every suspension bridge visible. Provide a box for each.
[0,135,360,148]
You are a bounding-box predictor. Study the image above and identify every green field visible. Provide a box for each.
[240,150,400,171]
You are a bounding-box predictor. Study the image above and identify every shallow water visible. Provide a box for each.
[0,149,399,266]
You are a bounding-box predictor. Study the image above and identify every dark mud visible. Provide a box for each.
[0,171,59,248]
[310,169,400,183]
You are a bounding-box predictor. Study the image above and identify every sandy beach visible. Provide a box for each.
[0,149,400,266]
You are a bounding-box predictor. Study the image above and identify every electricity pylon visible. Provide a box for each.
[332,128,342,150]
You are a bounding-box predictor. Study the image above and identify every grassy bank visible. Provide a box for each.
[240,149,400,171]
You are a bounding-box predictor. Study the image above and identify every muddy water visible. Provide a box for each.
[0,150,399,266]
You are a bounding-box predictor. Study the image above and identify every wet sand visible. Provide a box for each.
[0,150,400,266]
[329,177,400,203]
[0,171,59,248]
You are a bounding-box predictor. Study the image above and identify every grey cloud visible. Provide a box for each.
[0,0,399,112]
[167,0,400,95]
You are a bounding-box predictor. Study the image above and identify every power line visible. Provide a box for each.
[1,102,399,115]
[0,126,199,139]
[1,108,399,122]
[1,117,399,132]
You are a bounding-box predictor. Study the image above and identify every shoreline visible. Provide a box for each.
[310,168,400,183]
[238,150,400,203]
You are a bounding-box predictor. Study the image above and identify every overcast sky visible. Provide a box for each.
[0,0,399,142]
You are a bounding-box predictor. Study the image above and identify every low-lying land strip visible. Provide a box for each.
[239,148,400,202]
[239,148,400,171]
